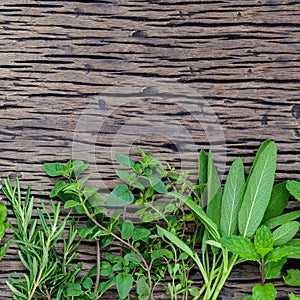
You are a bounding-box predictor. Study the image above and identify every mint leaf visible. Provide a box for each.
[254,225,274,257]
[272,221,299,246]
[284,269,300,287]
[266,246,300,263]
[289,293,300,300]
[264,258,287,280]
[221,235,260,261]
[252,283,276,300]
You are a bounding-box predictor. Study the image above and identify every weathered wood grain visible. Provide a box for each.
[0,0,300,298]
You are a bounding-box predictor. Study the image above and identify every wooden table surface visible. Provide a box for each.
[0,1,300,299]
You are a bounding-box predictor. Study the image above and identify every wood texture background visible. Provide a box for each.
[1,0,300,299]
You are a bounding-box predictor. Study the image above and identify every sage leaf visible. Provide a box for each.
[198,149,208,195]
[221,235,260,261]
[272,221,299,246]
[266,246,300,263]
[116,273,133,300]
[264,258,287,280]
[254,225,274,257]
[252,283,277,300]
[238,140,277,237]
[220,157,245,236]
[286,180,300,201]
[205,151,222,230]
[106,184,134,207]
[284,269,300,287]
[264,210,300,229]
[263,182,289,223]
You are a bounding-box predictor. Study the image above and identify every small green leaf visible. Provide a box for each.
[50,181,67,198]
[254,225,274,257]
[116,170,131,182]
[137,276,150,299]
[149,175,167,194]
[65,283,82,297]
[97,278,116,294]
[83,186,98,198]
[284,269,300,287]
[132,227,150,242]
[0,203,7,223]
[72,160,89,177]
[116,273,133,300]
[289,293,300,300]
[115,153,135,168]
[82,277,93,290]
[272,221,299,246]
[266,246,300,263]
[124,253,142,265]
[120,220,134,240]
[221,235,260,261]
[106,184,134,207]
[100,261,113,277]
[252,283,276,300]
[64,200,79,209]
[43,162,65,177]
[286,180,300,201]
[151,249,173,261]
[264,258,287,280]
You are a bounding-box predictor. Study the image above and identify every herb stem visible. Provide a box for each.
[94,238,101,294]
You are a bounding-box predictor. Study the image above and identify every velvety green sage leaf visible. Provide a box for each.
[284,269,300,287]
[286,180,300,201]
[262,182,289,223]
[43,162,65,177]
[198,149,208,195]
[221,235,260,261]
[106,184,134,207]
[264,257,287,280]
[264,210,300,229]
[254,225,274,257]
[116,273,133,300]
[252,283,276,300]
[205,151,222,230]
[220,157,245,236]
[238,141,277,237]
[137,276,150,299]
[266,246,300,263]
[273,221,299,246]
[120,220,134,240]
[115,153,135,168]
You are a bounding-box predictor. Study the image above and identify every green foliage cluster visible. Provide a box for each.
[1,140,300,300]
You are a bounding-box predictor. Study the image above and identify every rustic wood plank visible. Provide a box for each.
[1,0,300,298]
